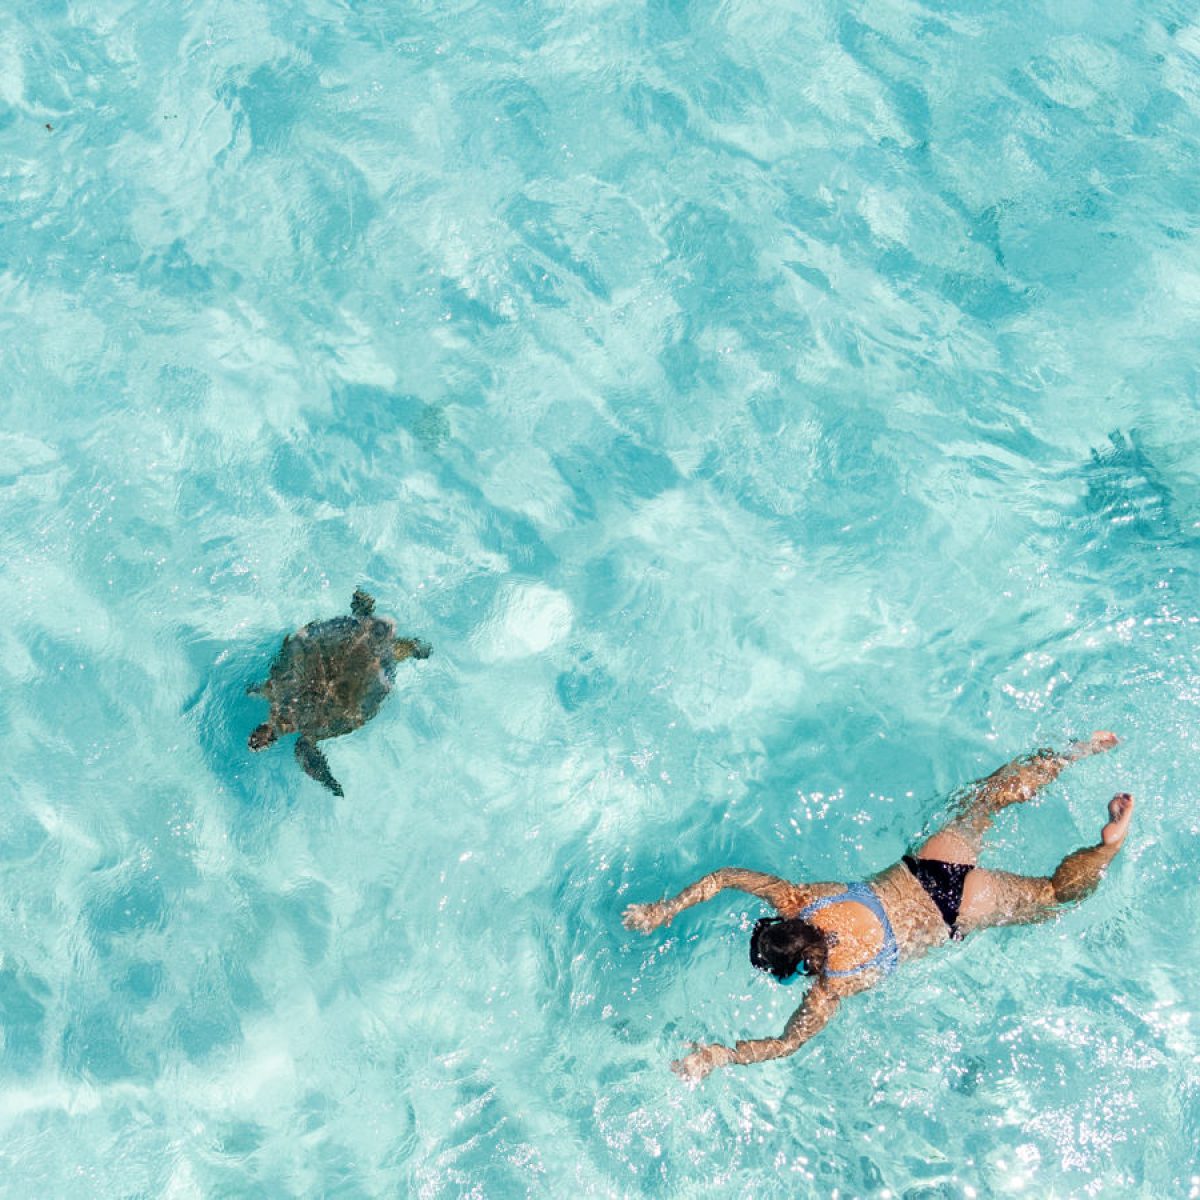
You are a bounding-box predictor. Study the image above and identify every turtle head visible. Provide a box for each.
[249,722,278,751]
[351,589,376,617]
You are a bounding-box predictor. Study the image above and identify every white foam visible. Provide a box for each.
[475,583,573,661]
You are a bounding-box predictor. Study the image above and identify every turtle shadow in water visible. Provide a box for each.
[1083,429,1180,542]
[180,629,302,838]
[183,590,432,833]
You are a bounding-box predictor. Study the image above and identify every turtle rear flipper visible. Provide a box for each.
[394,637,432,662]
[351,589,375,617]
[296,736,344,797]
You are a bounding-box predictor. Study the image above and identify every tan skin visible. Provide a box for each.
[623,731,1135,1082]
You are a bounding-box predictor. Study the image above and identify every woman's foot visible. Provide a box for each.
[1065,730,1119,761]
[1101,792,1135,846]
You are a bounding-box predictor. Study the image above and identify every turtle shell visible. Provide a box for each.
[263,613,398,740]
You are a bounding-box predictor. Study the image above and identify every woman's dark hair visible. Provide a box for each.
[749,916,829,980]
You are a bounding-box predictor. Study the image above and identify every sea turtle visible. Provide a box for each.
[247,589,431,796]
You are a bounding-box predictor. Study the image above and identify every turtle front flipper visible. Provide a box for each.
[295,736,344,797]
[351,589,375,617]
[394,637,432,662]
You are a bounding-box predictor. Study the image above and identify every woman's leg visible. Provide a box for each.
[955,793,1135,932]
[915,731,1119,866]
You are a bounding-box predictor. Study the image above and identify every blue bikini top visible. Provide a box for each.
[796,882,900,978]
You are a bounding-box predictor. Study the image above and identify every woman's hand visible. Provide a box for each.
[622,901,673,933]
[1064,730,1119,761]
[671,1043,735,1082]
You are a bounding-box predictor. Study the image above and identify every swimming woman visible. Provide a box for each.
[623,732,1133,1081]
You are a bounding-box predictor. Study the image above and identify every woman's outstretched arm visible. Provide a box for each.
[622,867,809,933]
[671,982,843,1081]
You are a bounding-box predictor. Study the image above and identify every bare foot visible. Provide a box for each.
[1065,730,1119,761]
[1101,792,1135,846]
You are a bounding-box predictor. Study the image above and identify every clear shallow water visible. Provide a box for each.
[2,0,1200,1194]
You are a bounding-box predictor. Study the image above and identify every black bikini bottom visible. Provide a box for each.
[902,855,973,940]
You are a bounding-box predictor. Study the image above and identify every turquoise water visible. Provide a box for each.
[2,0,1200,1194]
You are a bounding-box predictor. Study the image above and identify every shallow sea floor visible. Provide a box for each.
[2,0,1200,1195]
